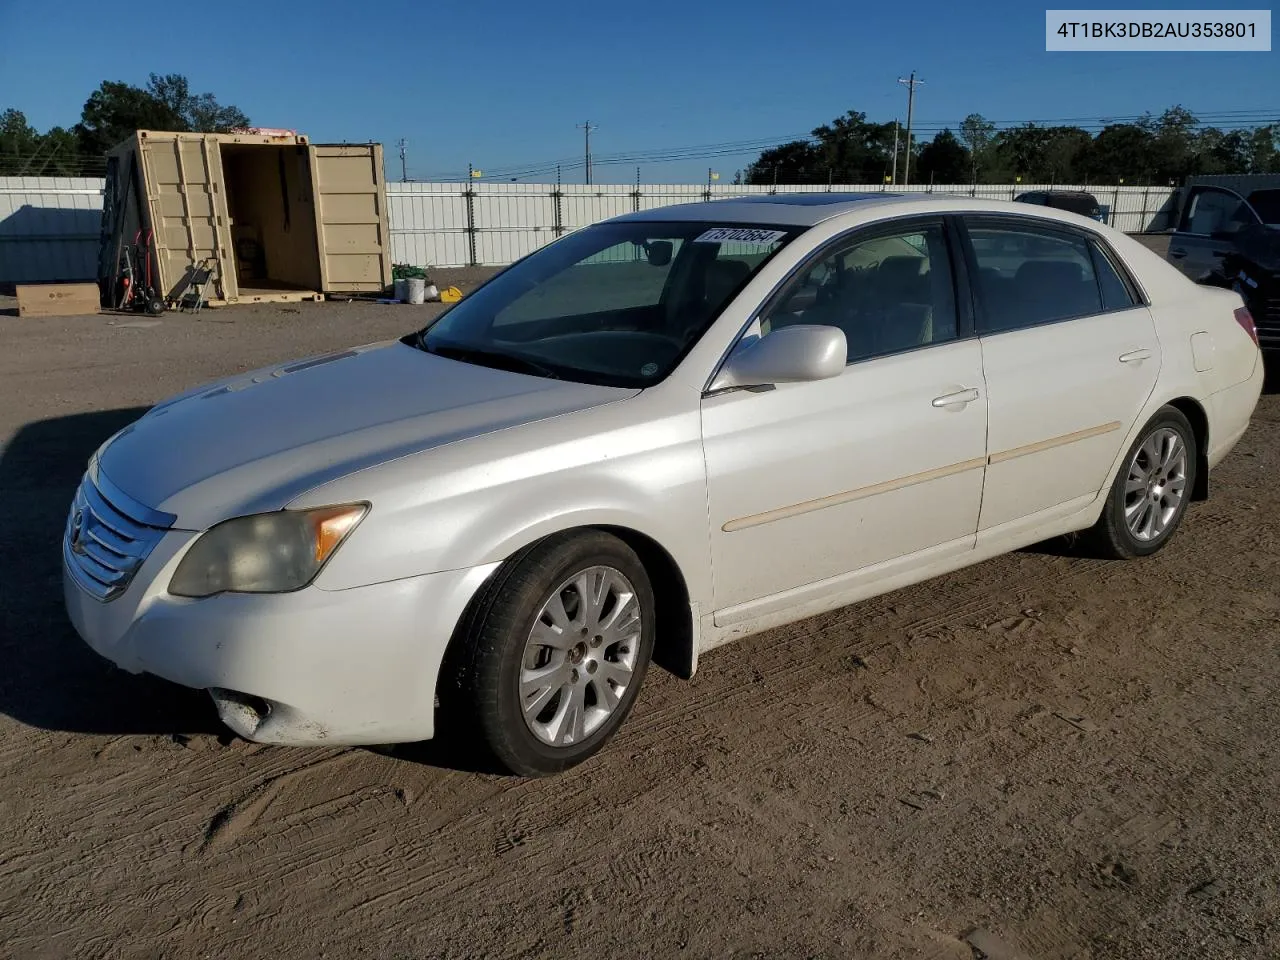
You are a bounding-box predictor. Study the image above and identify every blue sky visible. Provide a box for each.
[2,0,1275,183]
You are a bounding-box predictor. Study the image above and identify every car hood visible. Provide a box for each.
[96,340,636,528]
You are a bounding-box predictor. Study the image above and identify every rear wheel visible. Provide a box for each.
[444,531,655,776]
[1086,406,1196,559]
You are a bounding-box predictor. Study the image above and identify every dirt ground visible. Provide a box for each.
[1,266,1279,960]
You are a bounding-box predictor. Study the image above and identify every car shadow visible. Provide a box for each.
[1264,353,1280,395]
[0,408,222,737]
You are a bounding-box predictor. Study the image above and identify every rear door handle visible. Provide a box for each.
[1119,349,1153,363]
[932,387,980,408]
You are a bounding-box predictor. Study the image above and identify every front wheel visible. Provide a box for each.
[443,531,655,776]
[1086,406,1197,559]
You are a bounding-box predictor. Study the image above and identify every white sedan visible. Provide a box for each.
[63,194,1264,776]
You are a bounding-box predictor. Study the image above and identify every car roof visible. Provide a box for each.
[615,192,1109,229]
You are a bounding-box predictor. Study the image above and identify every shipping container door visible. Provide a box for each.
[138,134,236,300]
[309,144,392,292]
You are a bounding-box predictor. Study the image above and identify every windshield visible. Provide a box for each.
[415,220,800,387]
[1248,189,1280,225]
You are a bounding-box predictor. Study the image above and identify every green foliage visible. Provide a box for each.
[745,105,1280,186]
[392,263,430,280]
[916,129,969,185]
[1,73,250,175]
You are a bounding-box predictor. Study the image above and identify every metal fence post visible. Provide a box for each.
[1112,186,1121,228]
[552,186,563,237]
[464,185,478,267]
[1139,187,1149,232]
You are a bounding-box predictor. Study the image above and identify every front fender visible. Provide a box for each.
[297,400,713,610]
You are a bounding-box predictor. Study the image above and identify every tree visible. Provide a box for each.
[1150,106,1197,183]
[1043,126,1092,183]
[958,113,996,184]
[75,74,248,157]
[744,140,821,185]
[811,110,898,183]
[146,73,249,133]
[915,129,969,185]
[0,108,39,172]
[991,123,1051,182]
[1083,123,1154,183]
[1246,126,1280,174]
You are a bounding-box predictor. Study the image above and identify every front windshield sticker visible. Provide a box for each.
[693,227,788,245]
[640,362,659,377]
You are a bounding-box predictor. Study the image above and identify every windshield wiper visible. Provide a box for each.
[423,340,560,380]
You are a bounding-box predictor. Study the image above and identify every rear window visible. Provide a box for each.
[1046,194,1100,217]
[968,224,1104,332]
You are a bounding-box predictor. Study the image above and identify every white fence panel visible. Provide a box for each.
[0,177,104,283]
[386,182,471,274]
[2,177,1182,280]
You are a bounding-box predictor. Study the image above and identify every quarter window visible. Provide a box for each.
[1090,241,1138,310]
[761,223,957,363]
[967,225,1103,333]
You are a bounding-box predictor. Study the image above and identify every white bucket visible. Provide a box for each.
[393,278,409,302]
[406,278,427,304]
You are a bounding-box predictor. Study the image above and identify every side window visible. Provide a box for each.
[967,224,1102,333]
[1181,188,1254,235]
[1090,240,1138,310]
[761,223,957,363]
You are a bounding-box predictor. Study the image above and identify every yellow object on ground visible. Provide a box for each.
[439,286,463,303]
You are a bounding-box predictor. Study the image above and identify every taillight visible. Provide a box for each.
[1234,306,1260,347]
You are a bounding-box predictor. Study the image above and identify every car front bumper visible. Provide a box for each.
[63,533,499,746]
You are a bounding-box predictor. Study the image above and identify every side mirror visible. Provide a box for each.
[644,240,673,266]
[709,324,847,392]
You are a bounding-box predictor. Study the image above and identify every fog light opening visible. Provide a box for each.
[209,687,272,736]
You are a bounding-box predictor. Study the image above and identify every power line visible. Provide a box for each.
[406,109,1280,181]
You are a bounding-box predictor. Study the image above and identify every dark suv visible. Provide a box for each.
[1013,190,1104,221]
[1168,177,1280,352]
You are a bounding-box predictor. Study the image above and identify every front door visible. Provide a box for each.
[701,219,988,619]
[960,216,1161,536]
[1168,186,1256,283]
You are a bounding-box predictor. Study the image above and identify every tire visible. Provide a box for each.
[147,297,165,316]
[1085,406,1197,559]
[442,531,655,777]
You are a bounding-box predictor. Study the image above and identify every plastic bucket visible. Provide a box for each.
[393,278,409,302]
[424,283,439,302]
[406,278,427,304]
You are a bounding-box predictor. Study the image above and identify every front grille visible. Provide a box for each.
[1257,297,1280,326]
[64,473,170,601]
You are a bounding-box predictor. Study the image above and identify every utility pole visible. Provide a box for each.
[897,71,924,187]
[891,120,899,185]
[397,138,408,182]
[577,121,596,185]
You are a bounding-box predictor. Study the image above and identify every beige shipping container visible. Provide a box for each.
[100,130,392,307]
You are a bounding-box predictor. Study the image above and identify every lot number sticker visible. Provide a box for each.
[694,228,788,245]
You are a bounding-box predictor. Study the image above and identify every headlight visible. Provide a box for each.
[169,504,368,598]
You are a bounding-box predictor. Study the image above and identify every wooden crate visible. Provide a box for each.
[16,283,101,318]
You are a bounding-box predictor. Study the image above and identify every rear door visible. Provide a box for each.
[309,143,393,293]
[1168,186,1256,282]
[960,216,1160,538]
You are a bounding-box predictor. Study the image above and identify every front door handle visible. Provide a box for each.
[1119,349,1153,363]
[1170,250,1187,259]
[932,387,980,408]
